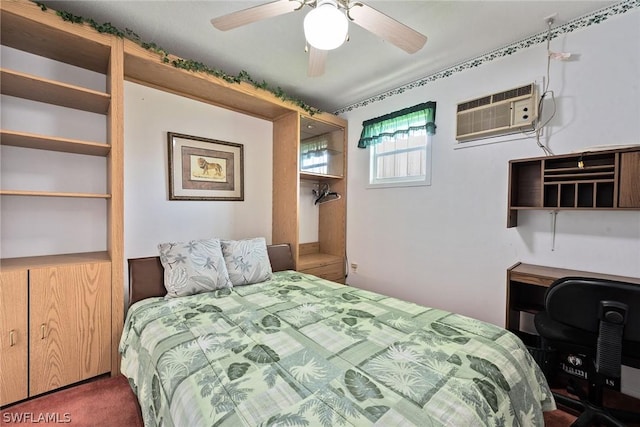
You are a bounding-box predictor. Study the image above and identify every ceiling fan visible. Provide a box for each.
[210,0,427,77]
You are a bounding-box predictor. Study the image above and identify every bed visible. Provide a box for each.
[120,243,555,426]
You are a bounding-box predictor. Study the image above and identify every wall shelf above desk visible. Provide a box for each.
[507,147,640,227]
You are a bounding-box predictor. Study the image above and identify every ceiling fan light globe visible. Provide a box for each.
[303,2,348,51]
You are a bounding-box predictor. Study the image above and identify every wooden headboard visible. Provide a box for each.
[127,243,294,307]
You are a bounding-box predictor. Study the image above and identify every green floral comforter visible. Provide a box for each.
[120,271,555,426]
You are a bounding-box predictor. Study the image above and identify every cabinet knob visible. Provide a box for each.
[41,324,46,340]
[9,330,15,346]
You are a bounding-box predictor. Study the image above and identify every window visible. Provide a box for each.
[370,129,431,186]
[358,102,436,188]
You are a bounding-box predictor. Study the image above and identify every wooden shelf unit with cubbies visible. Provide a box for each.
[0,0,123,406]
[507,147,640,227]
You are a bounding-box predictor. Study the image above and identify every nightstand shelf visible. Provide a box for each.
[298,242,344,283]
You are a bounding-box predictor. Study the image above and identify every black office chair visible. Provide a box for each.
[534,277,640,427]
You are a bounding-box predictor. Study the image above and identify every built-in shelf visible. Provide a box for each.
[123,41,292,121]
[297,242,345,283]
[0,251,110,269]
[298,252,344,270]
[507,147,640,227]
[0,129,110,156]
[274,110,347,285]
[0,190,111,198]
[299,115,345,179]
[1,1,125,399]
[300,171,343,181]
[0,5,111,73]
[0,68,111,113]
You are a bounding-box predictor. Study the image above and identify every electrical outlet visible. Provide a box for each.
[350,262,358,273]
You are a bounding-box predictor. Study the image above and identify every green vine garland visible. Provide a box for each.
[33,1,321,115]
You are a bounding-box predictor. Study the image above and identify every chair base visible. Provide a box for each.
[553,389,640,427]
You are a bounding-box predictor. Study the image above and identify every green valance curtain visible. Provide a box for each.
[357,101,436,148]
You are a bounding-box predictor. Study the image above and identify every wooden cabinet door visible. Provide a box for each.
[0,269,28,406]
[29,262,111,396]
[619,151,640,208]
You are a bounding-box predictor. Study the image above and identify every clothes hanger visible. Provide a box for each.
[313,183,341,205]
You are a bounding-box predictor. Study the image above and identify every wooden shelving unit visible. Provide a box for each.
[0,0,123,406]
[273,112,348,283]
[507,147,640,227]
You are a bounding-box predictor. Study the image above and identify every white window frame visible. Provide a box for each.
[368,130,432,189]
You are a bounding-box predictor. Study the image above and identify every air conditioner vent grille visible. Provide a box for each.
[457,96,491,112]
[493,84,533,102]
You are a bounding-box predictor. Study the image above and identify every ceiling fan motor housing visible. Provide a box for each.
[304,0,349,50]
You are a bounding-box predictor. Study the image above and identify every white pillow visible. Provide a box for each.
[221,237,273,286]
[158,238,231,298]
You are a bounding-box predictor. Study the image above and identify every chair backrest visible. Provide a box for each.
[545,277,640,344]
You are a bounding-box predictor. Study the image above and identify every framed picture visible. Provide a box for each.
[168,132,244,201]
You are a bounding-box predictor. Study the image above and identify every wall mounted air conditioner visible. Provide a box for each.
[455,83,538,142]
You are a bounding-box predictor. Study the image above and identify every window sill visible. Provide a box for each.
[367,179,430,189]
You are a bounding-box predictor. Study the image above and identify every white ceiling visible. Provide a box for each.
[40,1,618,113]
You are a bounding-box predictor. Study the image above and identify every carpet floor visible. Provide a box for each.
[1,374,638,426]
[1,376,142,427]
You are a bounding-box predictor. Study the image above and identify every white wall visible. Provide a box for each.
[124,81,273,261]
[299,180,320,243]
[342,9,640,326]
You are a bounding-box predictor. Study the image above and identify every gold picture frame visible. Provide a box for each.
[168,132,244,201]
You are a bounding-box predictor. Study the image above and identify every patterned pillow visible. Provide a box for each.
[221,237,273,286]
[158,238,231,298]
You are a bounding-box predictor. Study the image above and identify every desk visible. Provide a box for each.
[506,262,640,341]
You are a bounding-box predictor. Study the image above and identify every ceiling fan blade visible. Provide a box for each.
[211,0,302,31]
[348,3,427,54]
[308,47,327,77]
